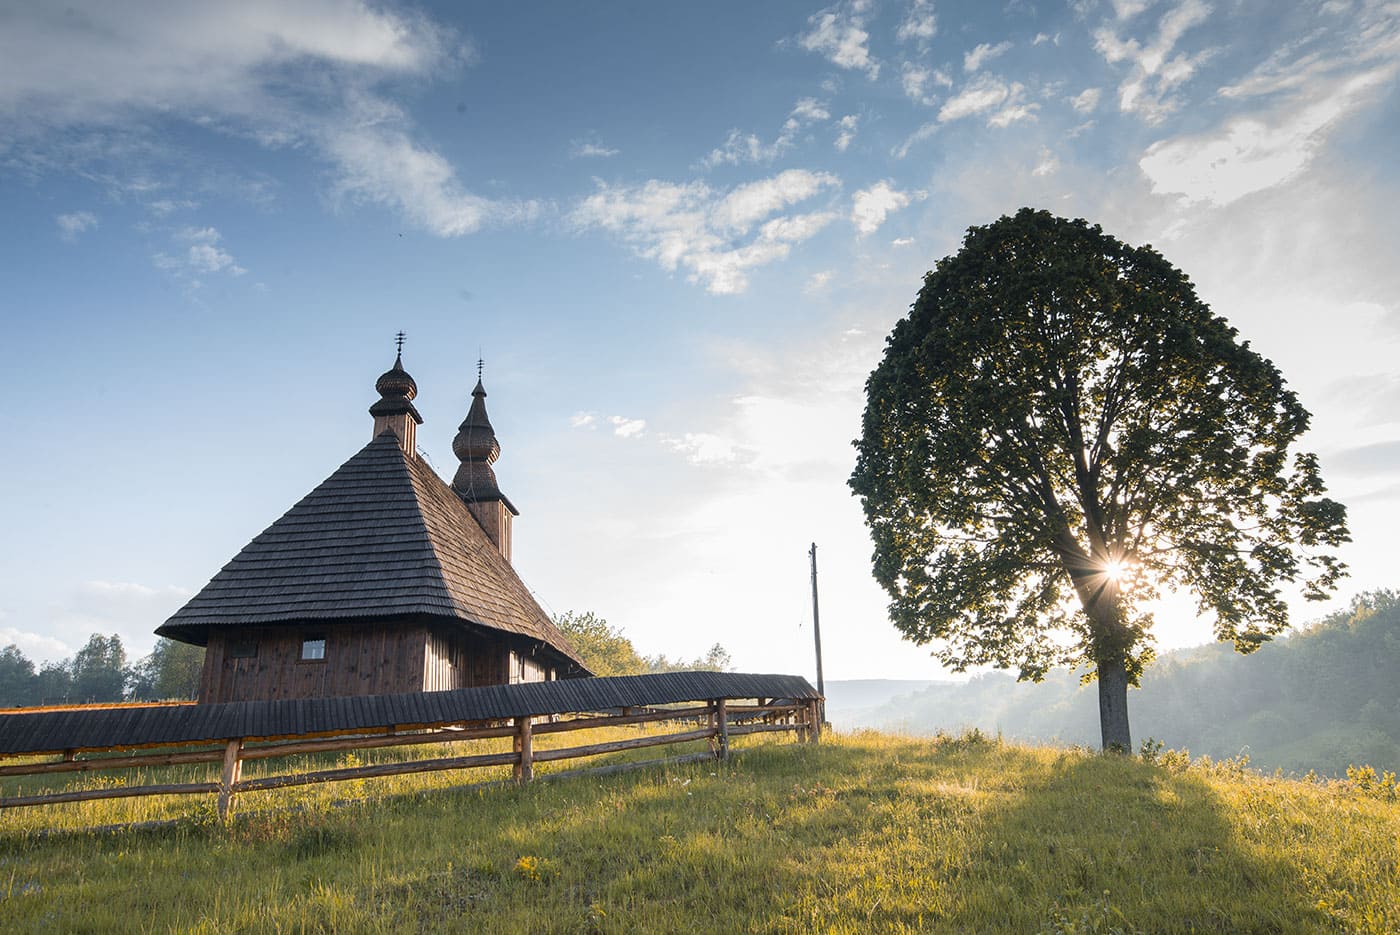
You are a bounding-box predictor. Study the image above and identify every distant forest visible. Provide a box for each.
[0,636,202,707]
[857,591,1400,776]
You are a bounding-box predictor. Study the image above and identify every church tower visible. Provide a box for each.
[368,335,422,455]
[451,365,518,562]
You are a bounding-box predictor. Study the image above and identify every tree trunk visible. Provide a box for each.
[1097,656,1132,753]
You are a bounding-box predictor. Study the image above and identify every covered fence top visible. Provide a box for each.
[0,671,820,756]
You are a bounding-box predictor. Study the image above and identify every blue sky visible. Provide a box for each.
[2,0,1398,681]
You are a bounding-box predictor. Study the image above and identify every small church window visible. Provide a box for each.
[301,637,327,661]
[228,640,257,659]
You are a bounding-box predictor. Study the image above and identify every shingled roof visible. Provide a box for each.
[157,431,586,670]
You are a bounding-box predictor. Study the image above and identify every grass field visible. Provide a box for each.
[2,730,1398,933]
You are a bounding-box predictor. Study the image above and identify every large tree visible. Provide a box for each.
[850,208,1349,751]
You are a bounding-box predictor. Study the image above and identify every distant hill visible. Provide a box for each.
[853,591,1400,775]
[822,678,944,726]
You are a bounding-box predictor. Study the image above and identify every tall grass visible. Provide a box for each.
[2,730,1397,932]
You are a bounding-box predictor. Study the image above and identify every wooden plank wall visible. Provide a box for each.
[201,624,430,703]
[423,629,510,691]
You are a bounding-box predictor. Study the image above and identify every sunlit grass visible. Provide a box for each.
[2,730,1397,932]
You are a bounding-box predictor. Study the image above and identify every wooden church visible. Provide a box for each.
[157,348,590,703]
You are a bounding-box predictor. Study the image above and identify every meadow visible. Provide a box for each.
[2,730,1398,933]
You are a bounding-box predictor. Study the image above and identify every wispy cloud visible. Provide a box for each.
[323,100,539,236]
[703,97,832,168]
[0,2,522,238]
[1032,148,1060,176]
[571,139,620,158]
[1142,61,1394,204]
[572,169,840,294]
[964,41,1012,73]
[805,270,835,294]
[1071,87,1102,113]
[153,225,246,279]
[834,114,860,151]
[569,411,598,429]
[55,211,97,241]
[662,432,749,465]
[609,416,647,438]
[1094,0,1213,123]
[851,181,912,236]
[938,75,1036,126]
[901,63,953,106]
[897,0,938,44]
[798,1,879,79]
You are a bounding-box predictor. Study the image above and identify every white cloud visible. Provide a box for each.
[713,169,838,233]
[570,411,598,429]
[148,198,198,216]
[702,96,832,168]
[805,270,835,294]
[834,114,860,151]
[964,41,1012,73]
[1140,63,1397,206]
[1072,87,1103,113]
[1033,32,1060,46]
[188,243,244,274]
[56,211,97,241]
[798,3,879,79]
[1032,148,1060,176]
[892,121,940,159]
[0,3,521,238]
[897,0,938,43]
[323,101,538,237]
[571,139,619,158]
[0,626,71,662]
[851,181,911,236]
[789,97,831,123]
[663,432,748,465]
[1093,0,1213,123]
[891,236,915,246]
[572,170,840,294]
[609,416,647,438]
[902,63,954,106]
[31,580,196,665]
[938,75,1036,126]
[1111,0,1159,18]
[155,225,246,278]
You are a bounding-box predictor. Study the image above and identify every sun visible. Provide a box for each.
[1103,559,1127,581]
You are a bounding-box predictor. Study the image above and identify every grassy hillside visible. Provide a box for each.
[2,732,1397,933]
[855,592,1400,776]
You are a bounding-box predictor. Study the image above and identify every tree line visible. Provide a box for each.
[860,590,1400,776]
[0,636,203,707]
[0,613,727,707]
[552,611,731,677]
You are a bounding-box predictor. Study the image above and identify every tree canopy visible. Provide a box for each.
[0,635,203,707]
[553,611,731,677]
[850,208,1349,750]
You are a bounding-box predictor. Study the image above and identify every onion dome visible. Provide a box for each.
[452,378,500,464]
[452,375,504,501]
[374,352,418,401]
[368,350,423,424]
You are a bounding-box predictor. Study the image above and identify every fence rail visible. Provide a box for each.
[0,697,822,821]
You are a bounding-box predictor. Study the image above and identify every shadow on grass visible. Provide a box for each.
[0,736,1346,933]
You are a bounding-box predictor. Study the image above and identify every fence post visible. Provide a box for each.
[513,716,534,784]
[713,698,729,761]
[217,739,243,821]
[808,700,822,744]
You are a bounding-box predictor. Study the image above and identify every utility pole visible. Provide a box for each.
[809,542,826,724]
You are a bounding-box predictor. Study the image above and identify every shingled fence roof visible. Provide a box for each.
[0,672,820,757]
[157,431,585,670]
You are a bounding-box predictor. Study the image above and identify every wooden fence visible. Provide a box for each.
[0,697,821,821]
